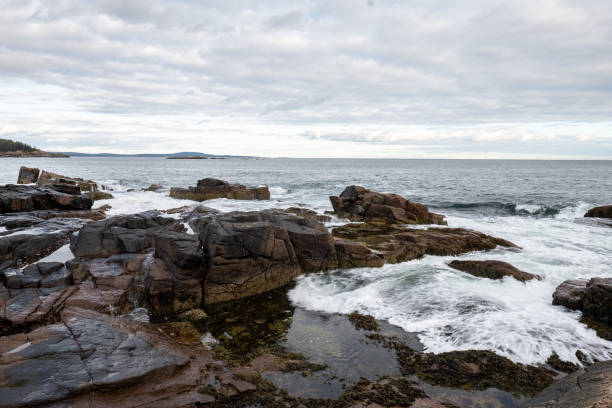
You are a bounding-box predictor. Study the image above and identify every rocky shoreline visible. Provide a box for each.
[0,168,610,407]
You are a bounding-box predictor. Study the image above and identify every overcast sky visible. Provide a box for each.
[1,0,611,158]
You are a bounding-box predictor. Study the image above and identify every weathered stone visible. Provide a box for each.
[170,178,270,201]
[144,183,163,192]
[333,223,518,264]
[0,226,72,267]
[0,184,93,214]
[583,277,612,325]
[524,360,612,408]
[334,238,385,268]
[37,170,104,193]
[330,185,447,225]
[552,279,587,311]
[448,260,541,282]
[17,166,40,184]
[70,211,176,258]
[195,210,337,303]
[86,191,114,201]
[283,207,332,223]
[584,205,612,219]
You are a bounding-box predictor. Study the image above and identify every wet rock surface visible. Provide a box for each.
[552,279,587,311]
[448,260,542,282]
[333,223,518,264]
[170,177,270,201]
[584,204,612,219]
[0,185,93,214]
[330,185,446,225]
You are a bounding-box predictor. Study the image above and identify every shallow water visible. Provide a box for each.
[1,157,611,365]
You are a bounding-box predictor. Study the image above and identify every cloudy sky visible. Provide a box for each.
[1,0,611,158]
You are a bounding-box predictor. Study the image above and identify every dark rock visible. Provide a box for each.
[70,211,176,258]
[334,238,385,268]
[17,166,39,184]
[546,352,579,373]
[448,260,541,282]
[0,225,72,267]
[552,279,587,311]
[348,312,379,331]
[48,182,81,195]
[583,277,612,325]
[144,183,163,192]
[170,178,270,201]
[86,191,114,201]
[283,207,332,223]
[41,265,72,288]
[0,184,93,214]
[194,210,337,303]
[5,268,41,289]
[37,169,104,193]
[330,185,447,225]
[524,360,612,407]
[333,223,518,264]
[584,205,612,218]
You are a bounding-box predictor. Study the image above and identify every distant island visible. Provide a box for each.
[167,156,225,160]
[0,138,69,158]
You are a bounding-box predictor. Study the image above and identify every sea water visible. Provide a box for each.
[1,157,611,365]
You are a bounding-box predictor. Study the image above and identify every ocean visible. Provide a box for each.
[2,157,611,365]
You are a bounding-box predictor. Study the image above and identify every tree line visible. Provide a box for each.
[0,138,37,152]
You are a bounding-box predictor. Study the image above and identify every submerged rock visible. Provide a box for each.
[170,178,270,201]
[144,183,163,192]
[333,223,518,264]
[448,260,541,282]
[330,185,446,225]
[584,205,612,219]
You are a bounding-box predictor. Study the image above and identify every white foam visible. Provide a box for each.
[290,213,612,365]
[101,191,197,216]
[269,186,288,196]
[0,227,6,233]
[515,203,543,214]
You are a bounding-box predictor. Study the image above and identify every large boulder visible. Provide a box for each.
[193,210,338,303]
[16,166,39,184]
[584,205,612,219]
[448,260,541,282]
[552,279,587,311]
[37,169,104,192]
[330,185,446,225]
[170,178,270,201]
[0,185,93,214]
[333,223,518,264]
[583,278,612,324]
[70,211,177,258]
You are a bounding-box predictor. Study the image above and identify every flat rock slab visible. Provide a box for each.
[523,360,612,408]
[0,184,93,214]
[448,260,541,282]
[0,310,188,407]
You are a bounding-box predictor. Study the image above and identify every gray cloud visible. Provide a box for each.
[0,0,611,157]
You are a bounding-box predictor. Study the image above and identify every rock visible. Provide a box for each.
[0,184,93,214]
[448,260,541,282]
[546,352,579,373]
[283,207,332,223]
[194,210,338,303]
[334,238,385,268]
[144,183,163,192]
[17,166,39,184]
[330,185,447,225]
[524,360,612,408]
[333,223,518,264]
[37,170,104,192]
[552,279,587,311]
[348,312,379,331]
[170,178,270,201]
[70,211,177,258]
[86,191,114,201]
[584,205,612,218]
[583,277,612,325]
[0,223,73,267]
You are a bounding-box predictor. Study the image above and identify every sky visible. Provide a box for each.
[1,0,612,158]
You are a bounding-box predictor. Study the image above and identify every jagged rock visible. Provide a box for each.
[70,211,177,258]
[330,185,446,225]
[333,223,518,264]
[524,360,612,407]
[17,166,39,184]
[193,210,338,303]
[448,260,541,282]
[552,279,587,311]
[583,277,612,325]
[170,178,270,201]
[584,205,612,219]
[37,170,104,192]
[0,184,93,214]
